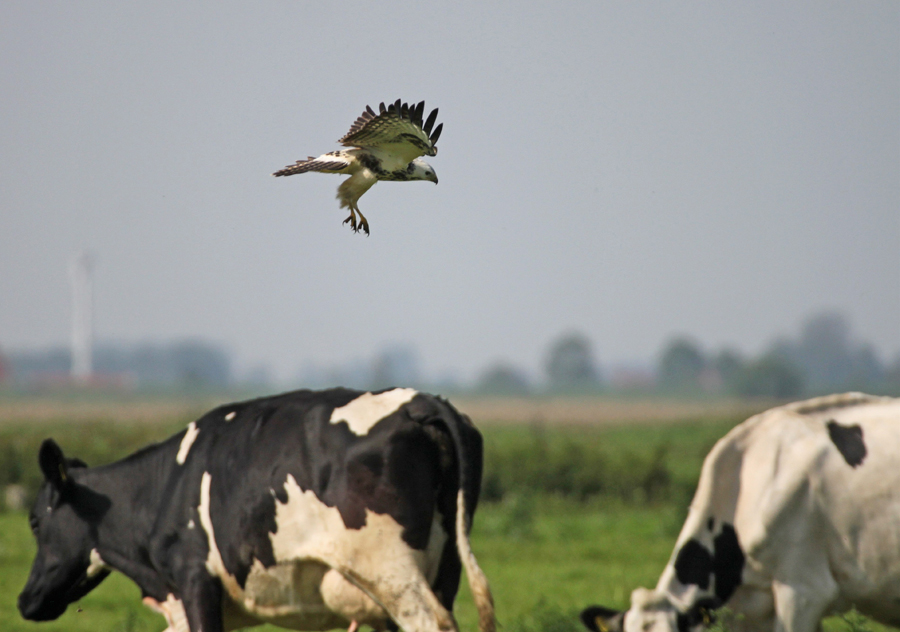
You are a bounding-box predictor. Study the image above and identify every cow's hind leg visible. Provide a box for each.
[772,578,837,632]
[321,556,456,632]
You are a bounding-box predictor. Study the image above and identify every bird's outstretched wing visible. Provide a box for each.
[273,154,351,177]
[338,100,443,165]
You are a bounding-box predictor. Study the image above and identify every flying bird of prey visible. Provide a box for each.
[273,99,443,235]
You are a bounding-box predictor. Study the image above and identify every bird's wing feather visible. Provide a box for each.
[272,154,352,177]
[339,100,442,164]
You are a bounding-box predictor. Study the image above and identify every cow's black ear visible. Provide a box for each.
[580,606,625,632]
[38,439,70,490]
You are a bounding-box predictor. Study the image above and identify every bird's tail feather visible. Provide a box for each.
[273,157,348,177]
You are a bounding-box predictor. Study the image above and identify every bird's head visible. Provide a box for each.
[409,158,438,184]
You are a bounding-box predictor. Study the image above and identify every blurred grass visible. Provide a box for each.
[479,418,741,505]
[0,403,895,632]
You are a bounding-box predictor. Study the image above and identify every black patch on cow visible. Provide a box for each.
[69,483,112,523]
[673,523,744,603]
[674,539,713,589]
[349,424,442,550]
[250,408,277,437]
[827,420,866,468]
[712,524,743,601]
[707,517,714,531]
[319,463,332,491]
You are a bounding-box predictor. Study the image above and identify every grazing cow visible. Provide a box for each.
[581,393,900,632]
[19,387,494,632]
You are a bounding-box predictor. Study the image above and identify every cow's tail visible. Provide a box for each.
[437,403,495,632]
[455,487,495,632]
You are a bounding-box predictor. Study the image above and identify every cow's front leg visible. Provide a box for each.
[181,572,224,632]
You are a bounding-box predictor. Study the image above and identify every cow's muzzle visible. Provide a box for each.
[18,568,110,621]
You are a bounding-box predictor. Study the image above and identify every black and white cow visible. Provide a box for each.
[581,393,900,632]
[19,387,495,632]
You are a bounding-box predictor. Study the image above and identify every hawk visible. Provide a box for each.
[273,99,443,235]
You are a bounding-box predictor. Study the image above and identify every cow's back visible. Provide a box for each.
[583,394,900,632]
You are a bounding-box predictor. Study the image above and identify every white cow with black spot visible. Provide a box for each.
[582,393,900,632]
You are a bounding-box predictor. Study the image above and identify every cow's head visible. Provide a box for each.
[581,589,719,632]
[18,439,112,621]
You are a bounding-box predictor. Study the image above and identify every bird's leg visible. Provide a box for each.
[347,621,359,632]
[355,205,370,236]
[342,208,359,232]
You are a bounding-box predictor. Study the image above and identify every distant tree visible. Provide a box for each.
[712,348,746,394]
[0,346,8,384]
[242,365,273,388]
[97,340,231,389]
[884,354,900,396]
[774,312,886,394]
[737,353,804,399]
[847,345,885,390]
[795,312,853,391]
[6,341,232,389]
[658,337,705,391]
[544,332,600,393]
[370,345,420,390]
[6,348,70,382]
[171,341,231,388]
[476,363,531,396]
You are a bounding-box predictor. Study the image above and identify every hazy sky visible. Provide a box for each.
[2,2,898,382]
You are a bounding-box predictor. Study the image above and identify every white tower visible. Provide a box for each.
[69,252,93,381]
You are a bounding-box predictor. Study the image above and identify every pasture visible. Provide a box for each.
[0,396,892,632]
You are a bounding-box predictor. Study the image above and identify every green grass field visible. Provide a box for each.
[0,409,892,632]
